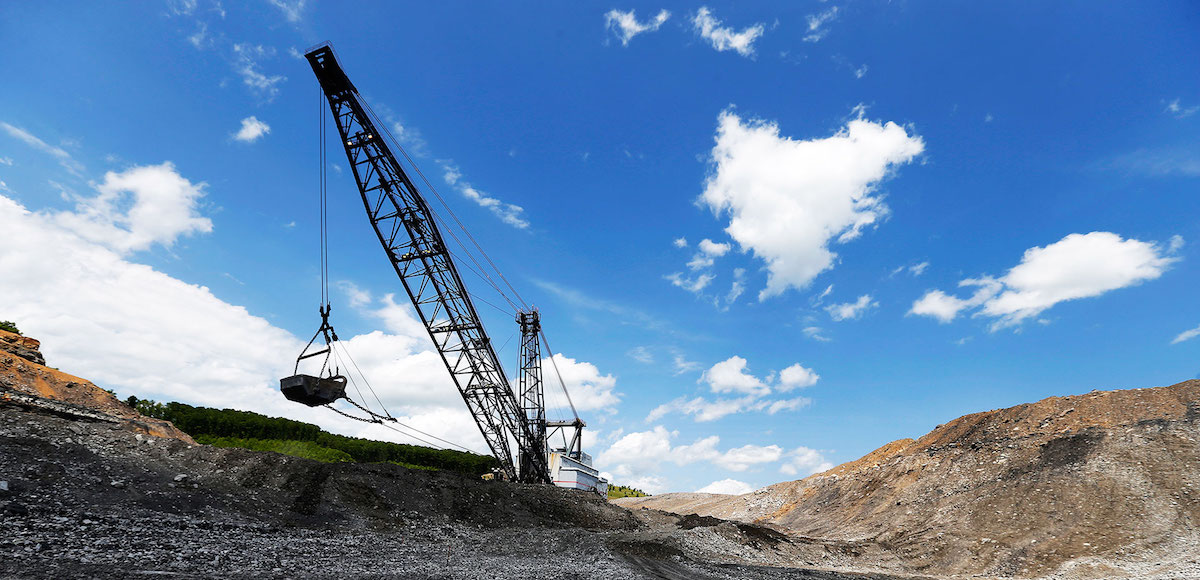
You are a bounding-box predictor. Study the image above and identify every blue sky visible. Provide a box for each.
[1,2,1198,494]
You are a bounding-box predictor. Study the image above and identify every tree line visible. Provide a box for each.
[128,397,497,476]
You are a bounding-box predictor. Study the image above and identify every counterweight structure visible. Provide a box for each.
[305,44,549,484]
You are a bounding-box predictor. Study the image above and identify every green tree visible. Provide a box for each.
[0,320,20,334]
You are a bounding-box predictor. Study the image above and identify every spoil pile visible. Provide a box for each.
[0,328,191,442]
[0,332,904,579]
[617,380,1200,578]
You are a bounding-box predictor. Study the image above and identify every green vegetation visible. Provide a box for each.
[131,398,496,476]
[196,435,354,463]
[607,484,650,499]
[0,320,20,334]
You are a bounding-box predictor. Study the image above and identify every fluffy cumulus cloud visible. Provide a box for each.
[233,116,270,142]
[0,174,502,451]
[696,478,754,495]
[542,353,621,413]
[692,7,764,57]
[51,162,213,254]
[605,8,670,46]
[596,426,787,492]
[687,238,732,270]
[778,362,819,391]
[0,158,624,457]
[649,356,817,422]
[911,232,1180,330]
[700,109,925,300]
[702,355,770,397]
[826,294,878,321]
[779,446,834,477]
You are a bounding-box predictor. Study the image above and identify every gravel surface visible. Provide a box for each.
[0,404,917,580]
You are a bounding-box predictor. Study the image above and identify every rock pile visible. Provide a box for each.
[617,380,1200,578]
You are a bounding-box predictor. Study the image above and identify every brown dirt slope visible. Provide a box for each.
[616,380,1200,578]
[0,328,192,442]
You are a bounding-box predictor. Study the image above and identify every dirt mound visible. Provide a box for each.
[617,380,1200,578]
[0,331,918,579]
[0,329,191,442]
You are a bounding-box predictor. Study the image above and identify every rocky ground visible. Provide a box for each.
[6,329,1198,579]
[617,380,1200,579]
[0,402,925,579]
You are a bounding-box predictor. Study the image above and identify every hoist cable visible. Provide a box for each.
[319,87,329,307]
[358,98,529,311]
[329,345,370,413]
[538,330,579,421]
[379,419,474,453]
[333,341,392,419]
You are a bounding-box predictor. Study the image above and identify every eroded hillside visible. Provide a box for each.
[617,380,1200,578]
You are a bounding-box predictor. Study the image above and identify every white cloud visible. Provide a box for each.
[232,44,285,101]
[802,326,831,342]
[692,7,765,58]
[803,6,838,42]
[673,237,688,248]
[627,346,653,364]
[267,0,306,22]
[911,232,1179,329]
[700,109,925,300]
[826,294,878,321]
[687,238,732,270]
[1,121,85,176]
[725,267,746,304]
[778,363,819,391]
[187,22,209,49]
[1165,98,1199,119]
[0,182,491,453]
[696,478,753,495]
[653,355,819,422]
[909,261,929,276]
[703,355,770,396]
[51,162,213,254]
[605,9,670,46]
[1172,324,1200,345]
[1104,148,1200,177]
[647,395,758,422]
[166,0,197,16]
[233,116,270,143]
[672,352,702,375]
[440,162,529,229]
[543,353,621,413]
[767,397,812,414]
[0,156,12,166]
[715,443,783,471]
[597,427,786,491]
[666,271,715,293]
[854,65,868,79]
[779,446,834,477]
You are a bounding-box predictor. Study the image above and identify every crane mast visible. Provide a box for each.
[305,44,549,484]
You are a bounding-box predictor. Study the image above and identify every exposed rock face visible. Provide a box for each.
[0,329,45,366]
[0,329,193,443]
[616,380,1200,578]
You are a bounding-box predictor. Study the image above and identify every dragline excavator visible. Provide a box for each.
[278,42,606,493]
